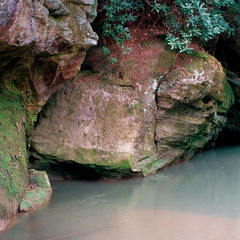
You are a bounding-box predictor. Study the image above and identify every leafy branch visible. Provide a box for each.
[99,0,239,57]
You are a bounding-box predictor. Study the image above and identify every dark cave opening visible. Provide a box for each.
[206,35,240,77]
[29,154,140,181]
[216,130,240,146]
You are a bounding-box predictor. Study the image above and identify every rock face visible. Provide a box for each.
[20,170,52,212]
[0,0,98,230]
[31,70,158,178]
[0,84,28,231]
[151,55,234,174]
[31,39,234,177]
[0,0,98,114]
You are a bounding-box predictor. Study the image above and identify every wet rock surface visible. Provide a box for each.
[20,170,52,212]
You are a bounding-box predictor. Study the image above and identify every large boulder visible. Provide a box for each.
[149,55,234,174]
[31,70,158,179]
[31,38,234,177]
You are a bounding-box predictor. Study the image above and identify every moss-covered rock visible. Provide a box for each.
[20,170,52,212]
[31,38,175,178]
[0,84,28,231]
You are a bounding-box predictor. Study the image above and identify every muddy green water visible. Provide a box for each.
[1,146,240,240]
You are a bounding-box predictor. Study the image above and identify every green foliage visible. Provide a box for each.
[165,0,235,53]
[101,0,144,61]
[166,34,193,54]
[100,0,239,54]
[103,0,144,44]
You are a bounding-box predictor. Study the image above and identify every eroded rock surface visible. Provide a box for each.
[149,55,234,174]
[0,0,97,230]
[0,0,98,114]
[20,170,52,212]
[31,70,158,178]
[31,39,234,177]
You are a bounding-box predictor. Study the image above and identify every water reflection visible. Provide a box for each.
[1,146,240,240]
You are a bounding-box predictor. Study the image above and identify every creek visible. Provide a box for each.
[1,145,240,240]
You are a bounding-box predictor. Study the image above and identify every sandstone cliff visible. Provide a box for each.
[0,0,97,230]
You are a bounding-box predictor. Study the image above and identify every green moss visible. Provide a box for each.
[0,84,28,200]
[191,50,209,59]
[134,100,144,114]
[25,111,38,136]
[73,147,133,171]
[115,159,131,169]
[185,58,205,72]
[75,148,99,163]
[30,172,49,189]
[33,153,133,180]
[141,41,157,49]
[126,104,132,114]
[32,158,55,173]
[67,108,75,115]
[20,188,51,212]
[158,50,176,68]
[125,100,144,115]
[183,52,216,73]
[218,80,235,114]
[0,204,7,217]
[2,78,21,95]
[134,156,169,176]
[186,128,208,148]
[124,58,135,66]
